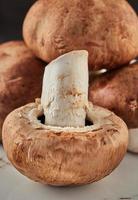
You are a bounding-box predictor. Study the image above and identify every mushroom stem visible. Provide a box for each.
[41,50,88,127]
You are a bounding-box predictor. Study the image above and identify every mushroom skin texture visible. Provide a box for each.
[23,0,138,71]
[89,62,138,153]
[2,101,128,186]
[0,41,45,141]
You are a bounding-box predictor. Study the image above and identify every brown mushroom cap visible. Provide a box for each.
[89,62,138,128]
[0,41,45,140]
[2,101,128,186]
[23,0,138,71]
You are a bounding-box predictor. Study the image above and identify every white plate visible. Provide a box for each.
[0,145,138,200]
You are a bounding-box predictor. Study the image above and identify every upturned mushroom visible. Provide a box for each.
[23,0,138,71]
[0,41,45,141]
[89,61,138,153]
[2,51,128,186]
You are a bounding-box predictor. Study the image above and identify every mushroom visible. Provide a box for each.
[0,41,45,141]
[89,62,138,153]
[2,51,128,186]
[23,0,138,71]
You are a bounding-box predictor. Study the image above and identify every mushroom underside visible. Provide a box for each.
[2,101,128,186]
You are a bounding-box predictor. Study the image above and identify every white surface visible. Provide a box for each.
[0,145,138,200]
[128,128,138,153]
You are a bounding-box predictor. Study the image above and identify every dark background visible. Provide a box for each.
[0,0,137,43]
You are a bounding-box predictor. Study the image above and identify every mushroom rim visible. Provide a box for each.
[22,99,124,134]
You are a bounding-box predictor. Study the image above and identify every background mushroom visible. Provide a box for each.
[89,61,138,153]
[0,40,45,140]
[2,51,128,186]
[23,0,138,71]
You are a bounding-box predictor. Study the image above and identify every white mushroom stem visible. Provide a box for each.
[41,50,88,127]
[128,128,138,153]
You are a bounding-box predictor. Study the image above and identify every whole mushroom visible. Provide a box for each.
[2,51,128,186]
[23,0,138,70]
[89,62,138,153]
[0,41,45,140]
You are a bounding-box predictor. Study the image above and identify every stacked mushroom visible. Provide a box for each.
[2,0,138,186]
[22,0,138,153]
[89,61,138,153]
[0,41,45,141]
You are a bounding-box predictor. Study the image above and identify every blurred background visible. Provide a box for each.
[0,0,137,43]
